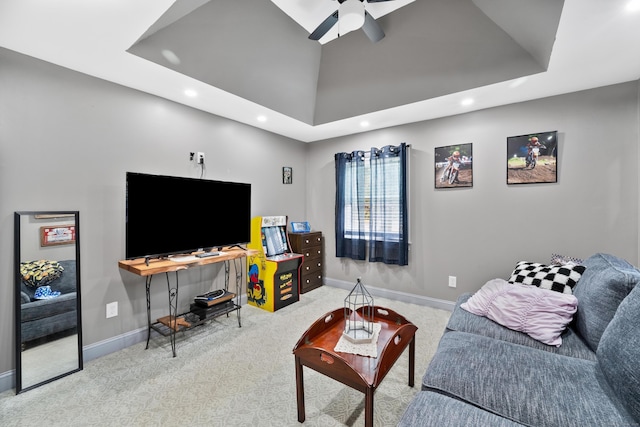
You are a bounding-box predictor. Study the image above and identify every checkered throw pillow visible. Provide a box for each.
[508,261,586,294]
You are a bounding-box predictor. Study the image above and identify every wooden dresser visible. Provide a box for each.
[288,231,324,294]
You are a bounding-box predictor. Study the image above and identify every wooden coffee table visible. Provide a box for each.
[293,306,418,427]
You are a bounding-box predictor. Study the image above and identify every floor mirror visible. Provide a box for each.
[14,211,83,393]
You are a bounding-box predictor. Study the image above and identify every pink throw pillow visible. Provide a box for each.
[460,278,578,346]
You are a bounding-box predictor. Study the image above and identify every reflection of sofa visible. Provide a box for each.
[20,260,78,343]
[399,253,640,427]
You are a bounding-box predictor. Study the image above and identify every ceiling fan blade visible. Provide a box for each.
[362,11,385,42]
[309,11,339,40]
[366,0,396,3]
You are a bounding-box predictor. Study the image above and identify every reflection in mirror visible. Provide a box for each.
[14,211,83,393]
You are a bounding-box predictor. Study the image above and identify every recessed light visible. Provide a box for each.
[257,115,267,122]
[509,77,527,88]
[626,0,640,12]
[161,49,181,65]
[461,98,474,106]
[184,89,197,98]
[360,121,370,127]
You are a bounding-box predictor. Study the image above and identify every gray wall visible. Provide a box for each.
[0,48,308,375]
[2,46,639,382]
[307,81,640,302]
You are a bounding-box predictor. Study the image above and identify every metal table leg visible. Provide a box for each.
[234,258,243,327]
[145,275,153,349]
[166,271,179,357]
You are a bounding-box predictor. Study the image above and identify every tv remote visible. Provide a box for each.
[196,252,220,258]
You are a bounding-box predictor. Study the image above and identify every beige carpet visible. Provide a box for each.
[0,286,451,427]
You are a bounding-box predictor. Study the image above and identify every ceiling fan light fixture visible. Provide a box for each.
[339,0,366,35]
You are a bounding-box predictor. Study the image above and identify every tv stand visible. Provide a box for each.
[118,247,257,357]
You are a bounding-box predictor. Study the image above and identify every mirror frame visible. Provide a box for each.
[14,210,83,393]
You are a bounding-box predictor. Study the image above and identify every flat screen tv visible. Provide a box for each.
[126,172,251,260]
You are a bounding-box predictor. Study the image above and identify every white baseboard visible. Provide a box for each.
[0,288,446,394]
[0,368,14,394]
[0,328,149,395]
[323,278,456,312]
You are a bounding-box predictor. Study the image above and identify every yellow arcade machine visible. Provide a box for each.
[247,216,303,312]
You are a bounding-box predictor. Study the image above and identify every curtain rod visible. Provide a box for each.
[356,144,411,158]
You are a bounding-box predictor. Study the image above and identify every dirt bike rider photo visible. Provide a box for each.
[440,150,462,183]
[525,136,546,168]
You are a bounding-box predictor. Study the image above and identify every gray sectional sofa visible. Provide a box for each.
[399,253,640,427]
[20,259,78,343]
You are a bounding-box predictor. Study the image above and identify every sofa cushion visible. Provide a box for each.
[398,392,524,427]
[597,280,640,421]
[460,279,577,346]
[423,331,638,427]
[508,261,585,294]
[572,253,640,352]
[20,293,77,322]
[447,293,596,361]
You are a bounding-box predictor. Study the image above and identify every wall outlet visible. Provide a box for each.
[448,276,457,288]
[196,152,205,164]
[106,301,118,318]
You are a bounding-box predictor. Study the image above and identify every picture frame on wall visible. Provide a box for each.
[506,131,558,185]
[40,224,76,247]
[435,143,473,188]
[283,167,292,184]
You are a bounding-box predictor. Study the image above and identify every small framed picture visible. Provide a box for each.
[507,131,558,185]
[290,221,311,233]
[435,143,473,188]
[283,167,292,184]
[40,224,76,246]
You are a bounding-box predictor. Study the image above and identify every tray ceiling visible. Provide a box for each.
[1,0,639,142]
[128,0,561,125]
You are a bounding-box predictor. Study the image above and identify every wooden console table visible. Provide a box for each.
[293,306,418,427]
[118,248,257,357]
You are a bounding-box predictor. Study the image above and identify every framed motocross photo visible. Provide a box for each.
[435,143,473,188]
[506,131,558,185]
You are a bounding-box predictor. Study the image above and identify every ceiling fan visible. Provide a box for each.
[309,0,396,43]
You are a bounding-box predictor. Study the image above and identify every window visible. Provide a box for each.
[335,143,409,265]
[343,156,401,241]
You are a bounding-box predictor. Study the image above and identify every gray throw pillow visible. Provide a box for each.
[572,253,640,352]
[597,281,640,420]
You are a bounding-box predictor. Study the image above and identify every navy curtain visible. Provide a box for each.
[335,151,366,260]
[369,143,409,266]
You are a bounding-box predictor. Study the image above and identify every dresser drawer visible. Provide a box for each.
[289,232,323,251]
[301,246,323,260]
[302,258,322,273]
[301,273,323,293]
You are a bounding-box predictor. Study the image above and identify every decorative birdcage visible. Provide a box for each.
[343,277,375,343]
